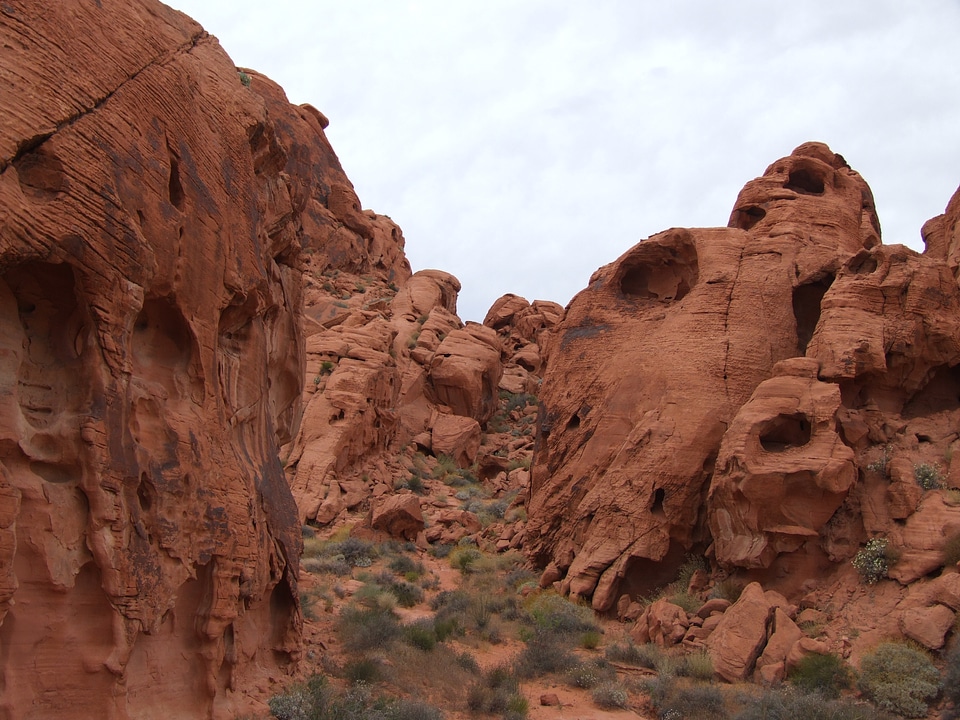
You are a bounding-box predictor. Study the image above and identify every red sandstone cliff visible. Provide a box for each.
[0,0,398,716]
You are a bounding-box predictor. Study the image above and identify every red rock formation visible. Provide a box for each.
[0,0,391,715]
[526,142,960,618]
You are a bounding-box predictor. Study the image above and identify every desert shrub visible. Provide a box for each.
[710,578,743,603]
[788,652,851,698]
[449,546,482,574]
[403,619,437,651]
[303,556,353,577]
[343,657,382,684]
[430,589,470,613]
[432,454,457,478]
[605,639,661,669]
[943,531,960,567]
[858,641,940,718]
[515,632,577,677]
[580,629,602,649]
[669,591,703,614]
[269,676,444,720]
[945,644,960,719]
[851,537,893,584]
[325,537,378,567]
[467,664,525,717]
[302,525,317,539]
[567,659,616,689]
[378,574,424,608]
[338,606,401,651]
[524,592,599,637]
[652,682,724,719]
[591,681,629,709]
[456,650,481,674]
[676,649,715,681]
[387,555,424,575]
[504,566,537,589]
[914,462,945,490]
[732,687,883,720]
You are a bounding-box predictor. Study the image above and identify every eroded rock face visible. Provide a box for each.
[524,142,960,612]
[0,1,372,716]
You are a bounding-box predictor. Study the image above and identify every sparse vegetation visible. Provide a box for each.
[945,644,960,719]
[867,445,891,476]
[857,641,940,718]
[851,537,894,584]
[591,680,629,709]
[268,674,443,720]
[787,652,852,698]
[914,462,945,490]
[605,638,661,669]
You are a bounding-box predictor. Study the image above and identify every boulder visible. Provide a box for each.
[430,324,503,423]
[369,494,424,541]
[431,413,481,467]
[755,608,805,683]
[899,604,956,650]
[706,583,772,682]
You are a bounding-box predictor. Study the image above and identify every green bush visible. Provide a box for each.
[524,592,599,637]
[268,674,445,720]
[403,619,437,651]
[788,652,852,698]
[604,639,661,669]
[343,657,382,684]
[338,606,400,651]
[914,462,945,490]
[467,664,526,718]
[852,537,893,584]
[676,650,715,681]
[515,632,577,677]
[732,687,885,720]
[591,681,629,709]
[566,659,616,689]
[858,641,940,718]
[653,683,724,719]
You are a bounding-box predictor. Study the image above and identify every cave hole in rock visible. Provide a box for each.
[731,205,766,231]
[785,167,825,195]
[847,252,878,275]
[792,275,834,354]
[619,543,690,599]
[759,413,812,452]
[617,234,699,304]
[651,487,666,516]
[167,151,184,210]
[567,414,581,430]
[133,299,195,374]
[137,474,154,511]
[15,149,65,199]
[903,364,960,418]
[270,577,297,647]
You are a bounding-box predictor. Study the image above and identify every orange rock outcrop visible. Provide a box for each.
[526,142,960,624]
[0,0,401,716]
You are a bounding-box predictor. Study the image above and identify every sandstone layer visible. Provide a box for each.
[526,142,960,618]
[0,0,392,716]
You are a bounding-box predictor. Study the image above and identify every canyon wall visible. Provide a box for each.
[0,0,395,716]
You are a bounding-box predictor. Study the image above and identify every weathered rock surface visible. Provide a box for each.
[0,1,340,716]
[525,142,960,623]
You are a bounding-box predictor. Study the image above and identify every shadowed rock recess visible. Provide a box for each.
[6,1,960,717]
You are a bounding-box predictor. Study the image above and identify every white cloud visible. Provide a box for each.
[169,0,960,320]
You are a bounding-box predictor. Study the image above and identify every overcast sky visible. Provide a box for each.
[168,1,960,321]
